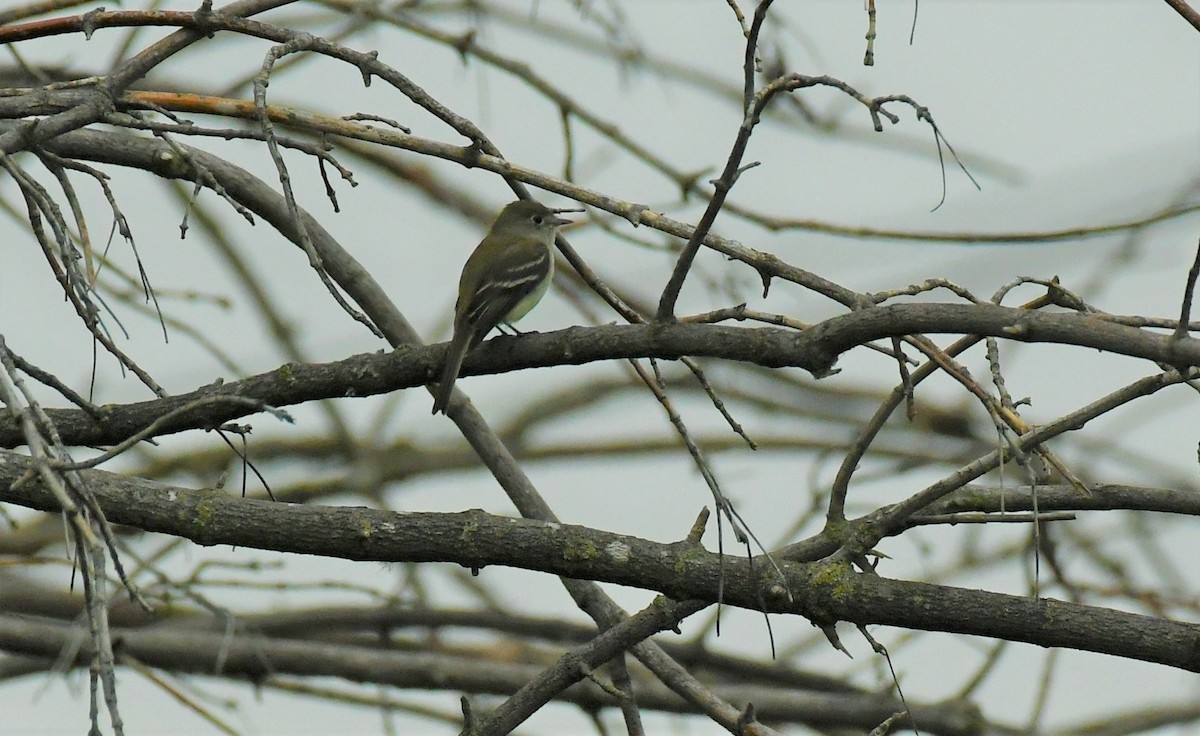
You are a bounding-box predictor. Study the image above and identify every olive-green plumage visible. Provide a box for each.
[431,200,574,415]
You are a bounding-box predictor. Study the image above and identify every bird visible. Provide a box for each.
[431,199,577,414]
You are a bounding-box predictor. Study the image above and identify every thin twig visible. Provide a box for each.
[1175,237,1200,340]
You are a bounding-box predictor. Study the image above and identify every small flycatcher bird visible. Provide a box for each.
[431,199,578,414]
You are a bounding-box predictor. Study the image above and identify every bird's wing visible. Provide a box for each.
[461,240,551,339]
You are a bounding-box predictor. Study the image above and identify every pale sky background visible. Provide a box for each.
[2,0,1200,734]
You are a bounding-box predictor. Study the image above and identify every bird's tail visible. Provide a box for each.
[431,330,473,414]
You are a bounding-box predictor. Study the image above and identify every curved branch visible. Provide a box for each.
[2,449,1200,673]
[5,301,1200,449]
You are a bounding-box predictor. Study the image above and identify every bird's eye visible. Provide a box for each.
[532,215,544,225]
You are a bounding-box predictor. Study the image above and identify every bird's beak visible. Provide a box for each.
[550,207,584,227]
